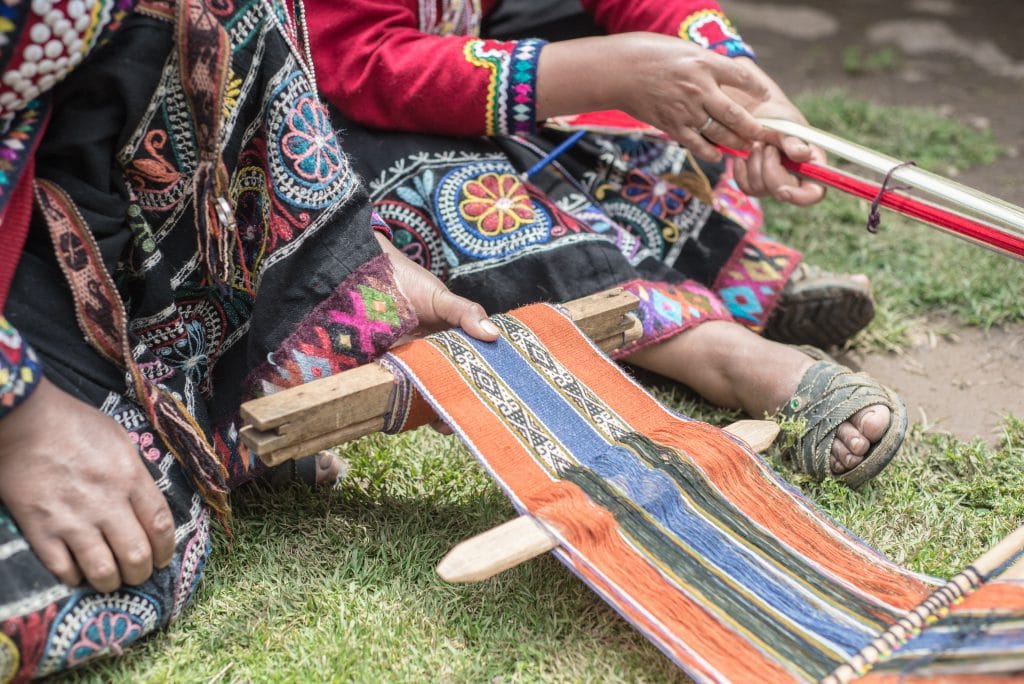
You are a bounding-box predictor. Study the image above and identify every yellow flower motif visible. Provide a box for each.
[458,172,535,236]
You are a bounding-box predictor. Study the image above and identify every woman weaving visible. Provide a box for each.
[308,0,908,485]
[0,0,499,677]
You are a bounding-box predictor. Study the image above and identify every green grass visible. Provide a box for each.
[64,93,1023,682]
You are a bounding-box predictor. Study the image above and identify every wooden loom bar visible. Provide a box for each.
[822,523,1024,684]
[239,289,642,465]
[436,420,781,583]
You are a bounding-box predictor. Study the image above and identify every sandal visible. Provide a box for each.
[764,263,875,349]
[779,354,907,489]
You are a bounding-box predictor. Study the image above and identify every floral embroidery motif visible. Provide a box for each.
[678,9,755,60]
[621,168,690,220]
[42,591,161,672]
[435,159,552,259]
[267,69,355,210]
[459,171,535,235]
[282,94,344,184]
[462,38,545,136]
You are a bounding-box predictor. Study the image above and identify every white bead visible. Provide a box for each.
[31,0,52,16]
[38,59,55,73]
[29,23,51,43]
[43,9,62,27]
[2,71,20,87]
[55,56,69,69]
[0,93,18,108]
[74,15,90,32]
[69,39,83,53]
[54,18,72,37]
[21,86,40,101]
[67,0,85,18]
[19,62,39,78]
[44,39,63,58]
[69,52,83,66]
[38,75,56,91]
[22,44,44,62]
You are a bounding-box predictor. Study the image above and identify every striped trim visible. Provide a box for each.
[463,38,545,136]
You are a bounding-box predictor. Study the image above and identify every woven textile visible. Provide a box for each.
[386,303,1024,682]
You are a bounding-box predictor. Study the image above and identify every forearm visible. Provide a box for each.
[535,35,636,121]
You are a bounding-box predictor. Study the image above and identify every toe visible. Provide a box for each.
[315,450,346,487]
[830,438,853,475]
[850,405,891,444]
[836,422,869,458]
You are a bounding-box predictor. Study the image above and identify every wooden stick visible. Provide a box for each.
[822,523,1024,684]
[436,419,779,583]
[760,118,1024,235]
[240,289,641,465]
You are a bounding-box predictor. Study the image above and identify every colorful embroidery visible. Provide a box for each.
[247,254,416,397]
[462,37,545,136]
[268,69,355,210]
[678,9,755,60]
[615,278,733,356]
[41,591,161,671]
[621,168,690,219]
[713,234,801,330]
[712,157,763,231]
[458,171,535,235]
[0,315,41,419]
[0,0,136,120]
[435,159,552,259]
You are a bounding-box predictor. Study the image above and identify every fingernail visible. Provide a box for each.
[795,142,809,153]
[480,319,500,336]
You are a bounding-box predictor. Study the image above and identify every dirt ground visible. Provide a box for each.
[720,0,1023,443]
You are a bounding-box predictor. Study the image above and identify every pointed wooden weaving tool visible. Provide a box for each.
[435,419,780,583]
[822,522,1024,684]
[239,289,642,466]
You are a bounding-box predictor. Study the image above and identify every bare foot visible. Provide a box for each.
[626,320,891,475]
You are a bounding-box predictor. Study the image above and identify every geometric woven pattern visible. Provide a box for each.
[388,303,1024,682]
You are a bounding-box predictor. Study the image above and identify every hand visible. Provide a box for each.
[727,58,826,206]
[0,378,175,592]
[537,33,771,162]
[375,233,500,343]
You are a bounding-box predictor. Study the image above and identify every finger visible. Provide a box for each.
[697,117,755,154]
[702,92,764,145]
[32,537,82,587]
[131,485,175,570]
[708,55,771,103]
[779,135,815,162]
[743,143,768,196]
[430,289,500,341]
[671,125,722,163]
[761,145,801,202]
[68,531,121,593]
[732,156,751,194]
[103,514,154,586]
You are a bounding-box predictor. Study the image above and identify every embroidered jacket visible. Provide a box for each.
[308,0,755,137]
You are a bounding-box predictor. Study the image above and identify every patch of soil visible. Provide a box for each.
[720,0,1024,443]
[839,321,1024,444]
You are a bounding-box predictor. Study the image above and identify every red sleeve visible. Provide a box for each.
[307,0,545,136]
[577,0,756,59]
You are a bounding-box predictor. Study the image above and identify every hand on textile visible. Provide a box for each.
[537,33,770,162]
[726,58,826,207]
[0,378,175,592]
[375,233,500,343]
